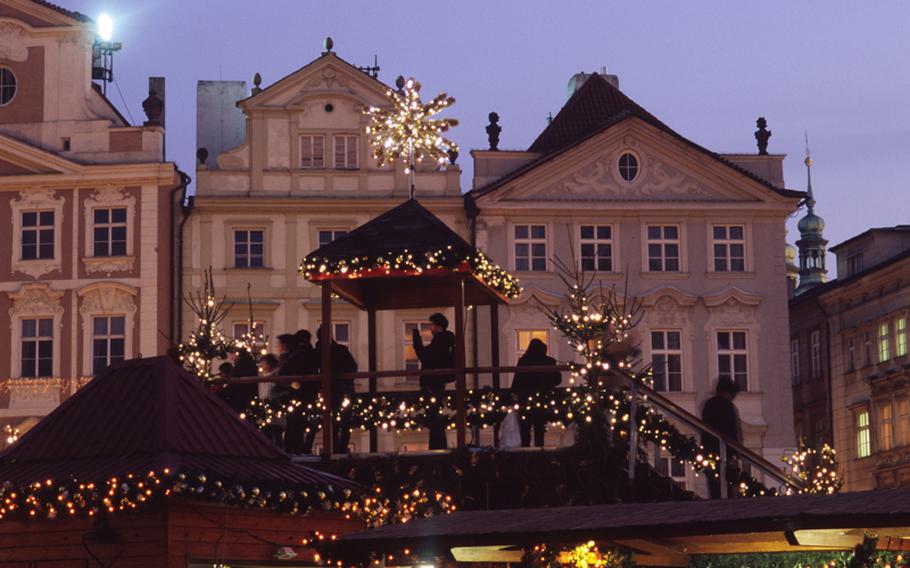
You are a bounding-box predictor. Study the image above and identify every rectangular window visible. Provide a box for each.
[21,211,54,260]
[651,330,682,392]
[332,322,350,347]
[514,225,547,272]
[898,399,910,448]
[863,331,873,367]
[896,317,907,358]
[790,338,800,385]
[92,207,127,257]
[333,135,359,169]
[21,318,53,377]
[657,455,686,480]
[300,135,325,168]
[92,315,125,374]
[318,229,349,248]
[712,225,745,272]
[579,225,613,272]
[517,330,549,358]
[856,409,871,458]
[880,401,894,451]
[717,330,748,391]
[646,225,680,272]
[847,253,864,277]
[810,329,822,380]
[233,230,264,268]
[404,322,434,373]
[879,322,891,362]
[847,335,856,372]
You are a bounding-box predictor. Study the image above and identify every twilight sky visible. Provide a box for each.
[69,1,909,271]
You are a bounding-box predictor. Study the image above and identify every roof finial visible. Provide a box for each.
[804,130,815,213]
[323,36,334,54]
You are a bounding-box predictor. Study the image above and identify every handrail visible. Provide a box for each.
[213,365,804,492]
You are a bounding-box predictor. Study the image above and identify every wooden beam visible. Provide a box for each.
[454,276,467,448]
[450,546,523,563]
[321,282,333,458]
[491,302,501,448]
[368,306,378,453]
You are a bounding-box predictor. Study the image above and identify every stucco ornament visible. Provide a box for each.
[78,285,137,316]
[7,283,64,319]
[0,22,28,62]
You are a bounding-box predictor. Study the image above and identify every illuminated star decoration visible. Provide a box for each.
[363,76,458,199]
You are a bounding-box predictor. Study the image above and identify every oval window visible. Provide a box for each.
[0,68,16,106]
[618,152,638,182]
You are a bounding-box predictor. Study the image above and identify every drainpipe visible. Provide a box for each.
[465,194,480,390]
[171,169,193,344]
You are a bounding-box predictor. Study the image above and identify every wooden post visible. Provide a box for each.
[320,282,333,458]
[719,440,729,499]
[368,306,378,453]
[490,302,501,448]
[454,277,467,448]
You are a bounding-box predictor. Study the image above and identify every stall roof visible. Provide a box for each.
[340,488,910,563]
[302,199,519,309]
[0,357,354,492]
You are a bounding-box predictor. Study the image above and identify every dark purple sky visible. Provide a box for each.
[71,1,909,270]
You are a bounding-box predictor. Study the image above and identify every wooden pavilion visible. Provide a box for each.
[0,356,364,567]
[301,199,520,455]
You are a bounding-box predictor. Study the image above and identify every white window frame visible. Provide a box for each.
[716,329,749,391]
[11,189,64,279]
[880,400,894,452]
[512,224,548,272]
[644,224,681,273]
[516,329,550,361]
[78,283,137,376]
[656,452,686,482]
[810,329,821,380]
[300,134,325,169]
[20,317,54,378]
[91,314,126,375]
[855,407,871,458]
[233,228,266,269]
[333,134,359,170]
[879,321,891,362]
[8,284,64,378]
[897,316,908,358]
[82,187,136,275]
[711,224,746,273]
[578,224,614,273]
[317,228,349,248]
[790,338,800,385]
[846,334,856,372]
[332,321,351,347]
[898,398,910,448]
[650,329,683,392]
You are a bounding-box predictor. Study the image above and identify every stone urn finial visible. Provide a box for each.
[142,89,163,126]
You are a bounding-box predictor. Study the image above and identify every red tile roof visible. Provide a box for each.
[28,0,92,23]
[0,356,353,491]
[469,74,804,201]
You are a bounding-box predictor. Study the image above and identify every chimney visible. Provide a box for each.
[567,66,619,98]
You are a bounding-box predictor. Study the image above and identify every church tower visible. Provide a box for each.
[795,145,828,294]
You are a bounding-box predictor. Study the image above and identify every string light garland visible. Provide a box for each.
[523,542,634,568]
[782,441,843,495]
[363,76,458,198]
[301,245,521,299]
[177,268,238,380]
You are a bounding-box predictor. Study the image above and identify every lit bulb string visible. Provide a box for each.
[0,467,456,526]
[780,441,843,496]
[242,380,773,497]
[0,376,92,395]
[301,246,521,299]
[177,267,240,381]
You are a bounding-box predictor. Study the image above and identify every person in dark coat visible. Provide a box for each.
[511,338,561,447]
[316,326,358,454]
[701,377,742,499]
[412,313,456,450]
[278,331,321,454]
[219,349,259,414]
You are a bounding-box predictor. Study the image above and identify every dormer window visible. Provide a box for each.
[0,68,16,106]
[847,253,864,277]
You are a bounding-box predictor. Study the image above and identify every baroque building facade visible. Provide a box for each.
[0,0,182,437]
[192,46,802,480]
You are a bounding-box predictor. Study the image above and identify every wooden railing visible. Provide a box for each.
[213,366,806,495]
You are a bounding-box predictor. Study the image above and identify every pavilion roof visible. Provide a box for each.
[0,356,353,492]
[301,199,520,307]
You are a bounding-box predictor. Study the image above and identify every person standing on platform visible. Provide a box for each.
[412,313,456,450]
[511,338,561,447]
[258,353,283,446]
[701,377,742,499]
[316,326,358,454]
[220,349,259,413]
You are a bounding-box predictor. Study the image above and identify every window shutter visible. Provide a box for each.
[301,137,312,167]
[346,136,358,168]
[335,136,345,169]
[313,136,324,168]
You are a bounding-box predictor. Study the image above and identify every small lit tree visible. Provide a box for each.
[178,268,236,380]
[782,440,843,495]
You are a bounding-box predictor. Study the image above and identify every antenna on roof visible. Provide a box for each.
[356,55,381,79]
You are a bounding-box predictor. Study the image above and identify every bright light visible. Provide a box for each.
[97,13,113,41]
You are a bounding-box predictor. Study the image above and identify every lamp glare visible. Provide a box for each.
[98,13,113,41]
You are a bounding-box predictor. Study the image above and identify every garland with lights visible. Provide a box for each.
[782,441,843,495]
[177,268,237,380]
[522,541,634,568]
[301,245,521,299]
[690,535,904,568]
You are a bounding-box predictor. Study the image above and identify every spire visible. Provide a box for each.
[795,133,828,295]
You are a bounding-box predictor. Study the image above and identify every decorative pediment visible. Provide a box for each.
[8,283,64,317]
[703,286,762,308]
[704,287,762,326]
[478,121,780,205]
[78,283,137,315]
[641,287,698,327]
[0,132,83,176]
